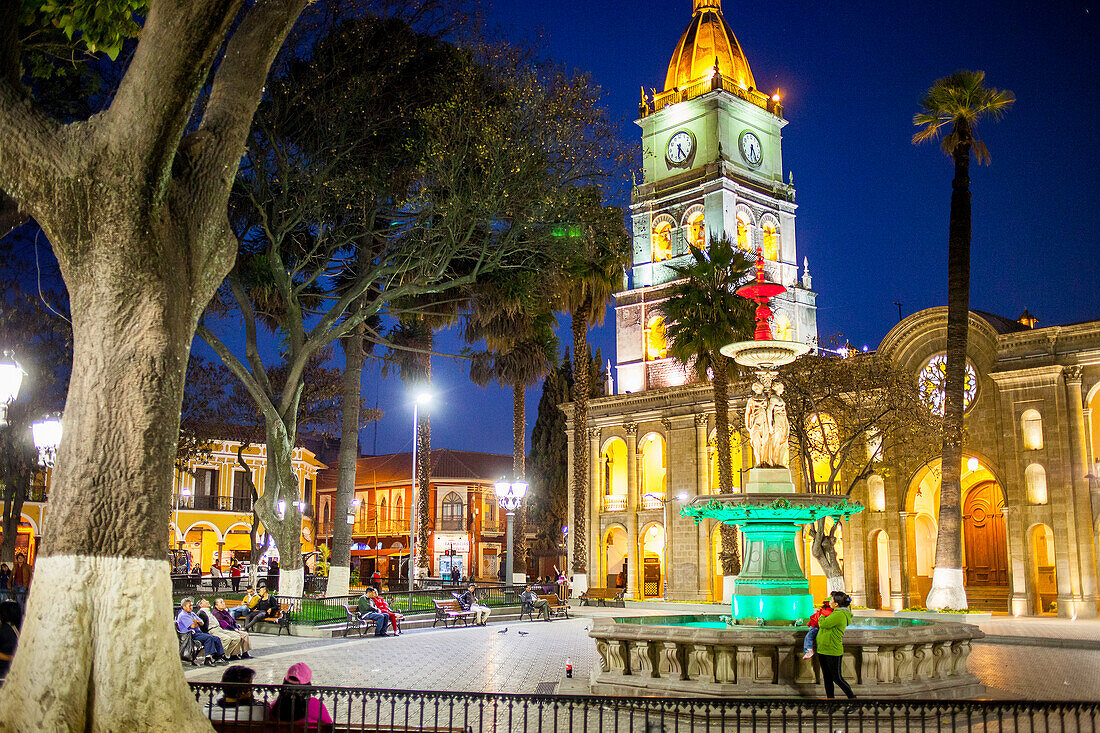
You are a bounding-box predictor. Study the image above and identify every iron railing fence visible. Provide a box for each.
[189,684,1100,732]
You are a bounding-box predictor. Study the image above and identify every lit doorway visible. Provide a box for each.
[640,524,665,598]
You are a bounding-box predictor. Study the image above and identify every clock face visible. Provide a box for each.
[740,131,763,166]
[666,131,694,165]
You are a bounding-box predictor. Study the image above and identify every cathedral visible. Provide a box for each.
[563,0,1100,618]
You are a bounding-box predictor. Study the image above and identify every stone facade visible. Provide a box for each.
[565,308,1100,618]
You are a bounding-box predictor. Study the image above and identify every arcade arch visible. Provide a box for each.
[640,522,665,599]
[603,525,628,589]
[639,432,667,507]
[1027,523,1058,615]
[599,437,628,511]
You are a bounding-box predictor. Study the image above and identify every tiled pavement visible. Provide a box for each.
[186,608,1100,700]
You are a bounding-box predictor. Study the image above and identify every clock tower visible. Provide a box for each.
[614,0,818,394]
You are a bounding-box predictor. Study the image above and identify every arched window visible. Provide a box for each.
[1021,409,1043,450]
[646,316,668,360]
[394,495,403,527]
[867,474,885,512]
[651,218,673,262]
[684,208,706,251]
[772,314,792,341]
[640,433,667,506]
[441,491,464,530]
[600,438,628,511]
[762,221,780,260]
[1025,464,1048,505]
[735,211,752,251]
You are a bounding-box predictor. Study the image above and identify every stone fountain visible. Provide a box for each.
[587,249,985,698]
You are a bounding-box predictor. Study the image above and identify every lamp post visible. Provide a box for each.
[495,478,528,586]
[0,350,25,427]
[409,389,432,591]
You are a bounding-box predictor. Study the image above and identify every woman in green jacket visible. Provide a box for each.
[816,591,856,698]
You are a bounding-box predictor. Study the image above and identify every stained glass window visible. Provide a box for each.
[918,354,977,415]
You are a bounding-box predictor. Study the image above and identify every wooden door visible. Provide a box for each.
[963,482,1008,586]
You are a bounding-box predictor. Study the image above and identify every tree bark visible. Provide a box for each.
[809,518,845,593]
[570,308,589,574]
[256,415,305,599]
[0,465,30,565]
[927,120,972,611]
[329,326,364,597]
[415,359,432,574]
[512,381,527,576]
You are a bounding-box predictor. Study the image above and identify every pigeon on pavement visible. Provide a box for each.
[497,627,508,634]
[517,631,529,636]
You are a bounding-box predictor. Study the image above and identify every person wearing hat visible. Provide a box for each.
[206,665,267,722]
[270,662,332,729]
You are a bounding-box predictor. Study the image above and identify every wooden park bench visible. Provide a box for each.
[578,587,625,607]
[519,594,570,622]
[432,599,475,628]
[344,604,366,637]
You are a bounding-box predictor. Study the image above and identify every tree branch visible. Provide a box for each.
[196,324,280,426]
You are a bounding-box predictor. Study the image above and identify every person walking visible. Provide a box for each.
[0,563,9,602]
[816,591,856,699]
[11,555,30,608]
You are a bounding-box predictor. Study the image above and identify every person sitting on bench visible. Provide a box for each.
[456,584,491,626]
[241,585,279,630]
[356,588,390,637]
[371,588,403,635]
[520,585,551,621]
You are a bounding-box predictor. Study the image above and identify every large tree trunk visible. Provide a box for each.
[926,122,972,612]
[329,327,364,597]
[712,362,741,575]
[1,464,30,565]
[257,417,305,599]
[0,269,216,730]
[809,517,845,593]
[570,308,589,575]
[512,381,527,577]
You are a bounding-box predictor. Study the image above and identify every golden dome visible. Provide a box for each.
[664,0,756,93]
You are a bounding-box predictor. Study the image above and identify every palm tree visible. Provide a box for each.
[662,236,755,575]
[467,277,559,580]
[913,70,1013,611]
[556,193,631,579]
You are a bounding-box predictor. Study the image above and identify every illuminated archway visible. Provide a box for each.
[600,437,628,512]
[639,432,667,508]
[645,316,668,360]
[735,210,753,251]
[652,215,674,262]
[1027,523,1057,615]
[761,219,779,260]
[683,205,706,251]
[603,525,628,589]
[868,530,891,609]
[640,523,666,599]
[906,455,1008,610]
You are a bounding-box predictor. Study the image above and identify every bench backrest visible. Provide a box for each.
[585,588,620,598]
[434,599,463,612]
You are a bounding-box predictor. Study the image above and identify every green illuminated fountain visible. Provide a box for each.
[680,249,864,624]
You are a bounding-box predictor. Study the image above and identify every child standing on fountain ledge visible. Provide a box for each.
[801,599,833,660]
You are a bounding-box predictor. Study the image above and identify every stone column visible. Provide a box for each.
[1064,366,1098,617]
[661,418,674,599]
[694,414,711,597]
[565,423,575,574]
[1003,506,1029,616]
[589,427,602,586]
[625,421,639,600]
[897,512,913,609]
[888,512,904,611]
[1084,407,1095,469]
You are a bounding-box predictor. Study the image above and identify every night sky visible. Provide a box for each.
[358,0,1098,460]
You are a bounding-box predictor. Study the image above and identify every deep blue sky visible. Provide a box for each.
[358,0,1098,459]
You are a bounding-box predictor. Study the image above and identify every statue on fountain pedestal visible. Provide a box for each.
[745,377,791,469]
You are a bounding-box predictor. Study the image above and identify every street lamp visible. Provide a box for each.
[409,388,432,592]
[31,413,62,467]
[495,477,528,586]
[347,498,360,524]
[0,350,25,427]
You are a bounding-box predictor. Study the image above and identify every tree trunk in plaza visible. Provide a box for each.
[0,1,308,723]
[329,326,365,597]
[258,415,306,599]
[415,361,432,575]
[570,308,590,575]
[712,361,741,575]
[512,381,528,576]
[926,121,973,612]
[0,465,29,565]
[809,517,845,592]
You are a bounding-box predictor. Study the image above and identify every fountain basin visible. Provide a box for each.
[589,614,985,699]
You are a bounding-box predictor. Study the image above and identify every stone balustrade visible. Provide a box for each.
[589,615,984,699]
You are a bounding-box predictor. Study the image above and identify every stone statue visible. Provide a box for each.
[765,382,790,468]
[745,381,770,465]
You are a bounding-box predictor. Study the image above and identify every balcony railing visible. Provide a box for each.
[809,482,844,496]
[603,495,627,512]
[173,494,253,513]
[352,518,410,537]
[438,518,466,532]
[480,518,505,533]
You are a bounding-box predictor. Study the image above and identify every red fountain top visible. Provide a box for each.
[736,247,786,341]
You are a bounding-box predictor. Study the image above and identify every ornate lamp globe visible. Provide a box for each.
[495,479,528,512]
[0,350,26,426]
[31,413,63,467]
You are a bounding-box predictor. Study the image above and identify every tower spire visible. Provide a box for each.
[693,0,721,11]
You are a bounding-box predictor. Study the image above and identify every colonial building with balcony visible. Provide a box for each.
[315,449,513,583]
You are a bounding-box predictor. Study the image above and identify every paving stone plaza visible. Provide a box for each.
[185,605,1100,701]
